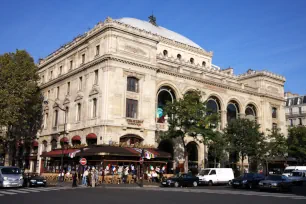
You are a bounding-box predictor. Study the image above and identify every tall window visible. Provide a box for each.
[290,119,293,126]
[51,139,57,150]
[96,45,100,56]
[127,77,139,92]
[77,103,81,121]
[93,98,97,118]
[56,86,60,99]
[81,54,85,64]
[190,58,194,64]
[79,77,83,90]
[272,107,277,118]
[50,71,53,80]
[70,60,73,69]
[59,66,62,75]
[67,82,70,95]
[299,118,303,125]
[94,70,98,85]
[126,99,138,118]
[299,107,302,114]
[64,107,69,124]
[54,110,58,127]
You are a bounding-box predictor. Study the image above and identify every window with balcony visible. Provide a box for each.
[272,107,277,118]
[126,99,138,118]
[127,77,139,92]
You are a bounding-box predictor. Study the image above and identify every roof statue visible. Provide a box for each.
[148,14,157,26]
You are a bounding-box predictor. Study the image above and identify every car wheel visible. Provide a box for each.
[228,181,231,186]
[193,181,198,187]
[208,181,213,186]
[174,182,179,188]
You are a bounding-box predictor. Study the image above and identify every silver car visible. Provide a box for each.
[0,166,24,188]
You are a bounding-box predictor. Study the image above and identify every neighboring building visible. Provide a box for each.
[285,92,306,127]
[36,16,287,173]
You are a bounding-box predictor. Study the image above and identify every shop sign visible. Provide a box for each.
[79,158,87,166]
[126,119,144,126]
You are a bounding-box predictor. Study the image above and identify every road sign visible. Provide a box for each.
[139,157,143,164]
[79,158,87,166]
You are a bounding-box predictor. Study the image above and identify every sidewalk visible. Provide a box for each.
[48,181,161,188]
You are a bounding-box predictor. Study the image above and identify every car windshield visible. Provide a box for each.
[200,170,210,175]
[283,169,294,173]
[291,172,303,177]
[1,167,21,175]
[266,175,282,181]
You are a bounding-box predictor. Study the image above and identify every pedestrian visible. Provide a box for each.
[88,169,92,187]
[83,168,89,186]
[72,172,78,187]
[91,167,96,187]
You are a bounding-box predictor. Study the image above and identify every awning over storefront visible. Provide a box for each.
[86,133,97,139]
[32,141,38,147]
[41,149,80,157]
[71,135,81,141]
[60,137,69,143]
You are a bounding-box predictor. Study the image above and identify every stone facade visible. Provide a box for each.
[285,92,306,127]
[36,17,286,173]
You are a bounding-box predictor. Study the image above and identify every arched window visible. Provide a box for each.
[206,98,220,115]
[227,101,240,122]
[157,86,176,123]
[163,50,168,56]
[51,139,57,150]
[127,77,139,92]
[177,54,181,60]
[190,58,194,64]
[202,61,206,67]
[245,104,257,121]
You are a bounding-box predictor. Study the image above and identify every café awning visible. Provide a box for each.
[41,149,80,158]
[71,135,81,141]
[86,133,97,139]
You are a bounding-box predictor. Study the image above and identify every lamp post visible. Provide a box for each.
[43,99,67,182]
[140,148,144,187]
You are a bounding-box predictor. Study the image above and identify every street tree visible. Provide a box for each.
[223,118,264,173]
[207,131,227,168]
[161,90,219,173]
[0,50,43,166]
[287,126,306,165]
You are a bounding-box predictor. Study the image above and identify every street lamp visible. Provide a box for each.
[140,148,145,187]
[44,99,67,182]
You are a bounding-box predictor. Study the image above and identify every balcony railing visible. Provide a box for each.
[286,111,306,116]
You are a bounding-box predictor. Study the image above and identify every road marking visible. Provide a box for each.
[21,188,41,192]
[0,191,17,195]
[6,189,29,194]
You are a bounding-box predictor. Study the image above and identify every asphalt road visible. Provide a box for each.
[1,186,306,204]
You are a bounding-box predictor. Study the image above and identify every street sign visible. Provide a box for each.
[79,158,87,166]
[139,157,143,164]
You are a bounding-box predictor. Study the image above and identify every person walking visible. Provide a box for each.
[88,169,92,187]
[91,167,96,187]
[72,172,78,187]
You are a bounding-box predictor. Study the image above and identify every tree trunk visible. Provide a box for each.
[266,160,269,176]
[184,150,188,173]
[241,156,244,174]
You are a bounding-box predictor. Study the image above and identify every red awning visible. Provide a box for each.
[32,141,39,147]
[86,133,97,139]
[71,135,81,141]
[41,149,79,157]
[60,137,69,143]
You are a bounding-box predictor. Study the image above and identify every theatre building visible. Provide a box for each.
[36,16,286,173]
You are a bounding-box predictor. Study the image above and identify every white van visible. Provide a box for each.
[197,168,234,185]
[283,166,306,177]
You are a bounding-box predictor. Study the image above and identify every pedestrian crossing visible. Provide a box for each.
[0,186,83,197]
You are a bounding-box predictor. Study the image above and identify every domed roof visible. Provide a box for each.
[116,17,202,49]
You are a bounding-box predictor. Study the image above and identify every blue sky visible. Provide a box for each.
[1,0,305,94]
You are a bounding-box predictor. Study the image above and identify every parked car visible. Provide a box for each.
[231,173,265,189]
[161,174,199,187]
[0,166,24,188]
[24,174,47,187]
[282,166,306,177]
[197,168,234,186]
[288,170,306,186]
[259,175,293,192]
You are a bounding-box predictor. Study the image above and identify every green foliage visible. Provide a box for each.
[161,90,220,147]
[0,50,43,163]
[207,131,227,167]
[223,118,264,164]
[288,126,306,164]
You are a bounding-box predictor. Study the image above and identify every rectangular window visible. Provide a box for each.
[96,45,100,56]
[56,86,60,98]
[77,103,81,121]
[59,66,62,75]
[70,60,73,69]
[94,70,98,84]
[126,99,138,118]
[93,98,97,118]
[67,82,70,95]
[127,77,139,92]
[79,77,83,90]
[299,118,302,125]
[272,123,277,129]
[41,75,45,83]
[50,70,53,80]
[299,107,302,114]
[272,107,277,118]
[81,54,85,64]
[290,119,293,126]
[54,110,58,127]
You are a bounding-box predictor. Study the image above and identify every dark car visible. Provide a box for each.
[231,173,265,189]
[23,174,47,187]
[259,175,292,192]
[161,174,199,187]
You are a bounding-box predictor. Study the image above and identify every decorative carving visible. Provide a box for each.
[124,45,146,56]
[89,86,100,96]
[126,119,144,126]
[75,93,83,101]
[63,96,70,105]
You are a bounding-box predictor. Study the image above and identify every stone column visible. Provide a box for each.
[221,110,227,129]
